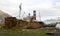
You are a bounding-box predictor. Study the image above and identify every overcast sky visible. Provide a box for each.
[0,0,60,21]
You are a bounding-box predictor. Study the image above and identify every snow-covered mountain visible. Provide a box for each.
[44,17,60,24]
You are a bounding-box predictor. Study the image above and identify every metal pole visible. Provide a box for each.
[19,3,22,19]
[39,11,41,21]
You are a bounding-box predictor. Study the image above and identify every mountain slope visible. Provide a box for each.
[0,10,11,17]
[0,10,11,24]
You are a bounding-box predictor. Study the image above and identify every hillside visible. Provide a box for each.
[0,10,11,17]
[0,10,11,24]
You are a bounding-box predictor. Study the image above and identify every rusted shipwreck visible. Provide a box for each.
[4,10,44,29]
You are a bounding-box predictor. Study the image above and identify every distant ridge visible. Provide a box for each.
[0,10,11,24]
[0,10,11,17]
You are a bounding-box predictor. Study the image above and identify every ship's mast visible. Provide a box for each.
[19,3,22,19]
[39,11,41,21]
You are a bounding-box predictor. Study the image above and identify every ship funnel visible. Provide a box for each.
[33,10,36,20]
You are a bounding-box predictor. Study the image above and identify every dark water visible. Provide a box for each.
[0,33,60,36]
